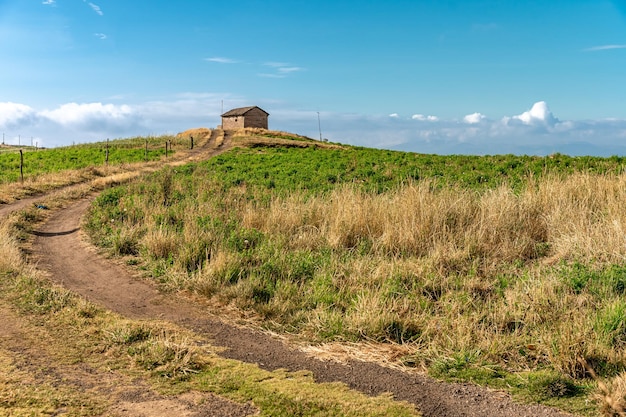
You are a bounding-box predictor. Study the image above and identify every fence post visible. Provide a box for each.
[165,141,168,159]
[19,149,24,183]
[190,136,194,150]
[105,138,109,165]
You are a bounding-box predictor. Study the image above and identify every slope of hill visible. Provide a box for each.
[5,128,626,415]
[82,129,626,416]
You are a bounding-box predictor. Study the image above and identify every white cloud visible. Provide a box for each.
[278,67,303,74]
[258,73,286,78]
[511,101,557,126]
[264,62,290,68]
[41,103,138,131]
[412,114,439,121]
[310,103,626,156]
[463,112,486,124]
[42,0,55,5]
[389,113,400,118]
[584,44,626,52]
[260,62,304,78]
[94,33,107,40]
[88,2,103,16]
[206,57,239,64]
[0,102,38,128]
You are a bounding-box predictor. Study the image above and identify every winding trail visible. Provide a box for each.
[6,131,577,417]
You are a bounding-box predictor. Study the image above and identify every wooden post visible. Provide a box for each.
[19,149,24,183]
[190,136,194,150]
[105,138,109,165]
[165,141,169,159]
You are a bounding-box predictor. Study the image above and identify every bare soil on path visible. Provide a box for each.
[28,198,577,417]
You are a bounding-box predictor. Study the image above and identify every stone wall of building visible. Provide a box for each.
[222,116,244,129]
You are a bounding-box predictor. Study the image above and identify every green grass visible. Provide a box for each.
[0,135,177,184]
[429,358,593,415]
[202,146,626,194]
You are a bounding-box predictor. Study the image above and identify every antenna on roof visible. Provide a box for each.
[221,100,224,114]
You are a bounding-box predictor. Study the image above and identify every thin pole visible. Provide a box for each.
[19,149,24,183]
[317,112,322,141]
[105,138,109,165]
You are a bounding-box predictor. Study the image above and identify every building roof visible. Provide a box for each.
[221,106,269,117]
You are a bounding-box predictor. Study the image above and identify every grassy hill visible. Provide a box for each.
[6,128,626,414]
[83,129,626,415]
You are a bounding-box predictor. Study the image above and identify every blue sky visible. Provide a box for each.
[1,0,626,155]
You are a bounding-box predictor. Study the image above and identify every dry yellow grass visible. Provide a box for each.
[242,173,626,266]
[232,128,344,149]
[176,127,212,140]
[0,221,24,274]
[235,173,626,375]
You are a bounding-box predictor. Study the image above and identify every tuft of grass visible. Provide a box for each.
[594,372,626,416]
[125,329,207,380]
[595,301,626,348]
[111,226,143,256]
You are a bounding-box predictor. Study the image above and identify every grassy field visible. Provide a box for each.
[0,131,425,416]
[5,130,626,414]
[0,135,184,184]
[0,162,418,416]
[83,142,626,415]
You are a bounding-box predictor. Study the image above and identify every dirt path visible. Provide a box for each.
[0,132,259,416]
[27,199,576,417]
[1,131,578,416]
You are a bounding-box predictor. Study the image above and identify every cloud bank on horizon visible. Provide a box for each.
[2,99,626,156]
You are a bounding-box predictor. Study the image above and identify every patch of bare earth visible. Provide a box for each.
[111,392,257,417]
[0,304,257,417]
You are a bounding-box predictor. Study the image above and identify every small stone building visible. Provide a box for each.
[221,106,269,130]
